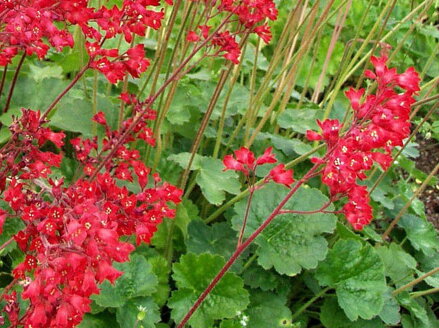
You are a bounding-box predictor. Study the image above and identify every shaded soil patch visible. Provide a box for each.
[416,135,439,229]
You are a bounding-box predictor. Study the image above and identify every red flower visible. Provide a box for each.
[396,67,420,93]
[268,164,294,187]
[0,209,7,234]
[187,31,200,42]
[254,24,272,43]
[345,87,365,112]
[256,147,277,165]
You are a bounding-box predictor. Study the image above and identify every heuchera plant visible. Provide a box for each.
[176,55,421,327]
[0,0,280,327]
[0,0,424,327]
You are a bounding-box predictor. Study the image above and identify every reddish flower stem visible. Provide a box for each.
[236,188,254,248]
[88,12,235,181]
[3,52,26,114]
[176,163,321,328]
[40,62,91,122]
[0,237,13,252]
[0,278,17,301]
[0,64,8,100]
[279,200,334,215]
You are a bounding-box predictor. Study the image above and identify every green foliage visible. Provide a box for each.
[277,107,321,134]
[115,297,160,328]
[186,219,237,260]
[320,298,385,328]
[168,253,249,328]
[376,244,417,286]
[232,184,336,276]
[92,255,158,307]
[316,239,387,321]
[398,214,439,257]
[169,153,241,205]
[244,291,293,328]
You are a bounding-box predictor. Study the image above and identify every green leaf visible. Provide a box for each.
[175,200,200,239]
[1,76,69,111]
[92,255,158,307]
[245,291,293,328]
[232,184,336,276]
[168,253,249,328]
[415,251,439,288]
[376,244,417,286]
[196,157,241,205]
[320,298,385,328]
[0,217,25,255]
[396,292,432,327]
[28,64,63,83]
[277,107,322,134]
[167,152,203,171]
[315,239,386,321]
[378,289,401,325]
[78,312,119,328]
[0,107,22,126]
[116,297,160,328]
[398,214,439,257]
[243,265,285,291]
[186,220,237,260]
[335,222,363,242]
[148,255,171,307]
[258,133,313,157]
[220,319,242,328]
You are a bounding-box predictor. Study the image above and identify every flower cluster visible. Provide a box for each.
[306,56,420,230]
[223,147,294,187]
[0,109,65,189]
[0,0,171,82]
[0,106,181,327]
[186,0,277,63]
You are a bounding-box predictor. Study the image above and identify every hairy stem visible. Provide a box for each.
[177,164,321,327]
[0,237,14,252]
[88,12,235,181]
[41,62,91,122]
[393,267,439,296]
[382,162,439,241]
[3,52,26,114]
[410,287,439,298]
[291,287,331,321]
[237,188,254,248]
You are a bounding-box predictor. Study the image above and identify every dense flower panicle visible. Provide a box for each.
[223,147,294,187]
[306,56,420,230]
[186,0,277,63]
[0,0,171,82]
[0,103,181,327]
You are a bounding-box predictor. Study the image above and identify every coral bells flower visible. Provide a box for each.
[0,104,181,327]
[267,164,294,187]
[187,0,278,64]
[306,56,420,230]
[223,147,294,187]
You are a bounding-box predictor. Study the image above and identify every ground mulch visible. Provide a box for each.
[415,135,439,229]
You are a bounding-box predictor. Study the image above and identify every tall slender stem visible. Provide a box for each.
[237,189,254,248]
[382,162,439,241]
[393,267,439,296]
[291,287,331,321]
[3,52,26,113]
[176,164,321,328]
[0,64,8,100]
[40,62,90,122]
[88,12,235,181]
[0,237,14,252]
[410,287,439,298]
